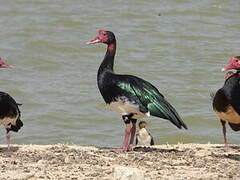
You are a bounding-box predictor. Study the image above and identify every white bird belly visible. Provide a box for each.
[108,97,150,119]
[137,128,152,146]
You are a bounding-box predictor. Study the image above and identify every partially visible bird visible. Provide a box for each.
[0,57,13,68]
[136,121,154,146]
[87,30,187,152]
[212,56,240,146]
[0,58,23,150]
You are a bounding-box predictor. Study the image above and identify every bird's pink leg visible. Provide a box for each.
[221,120,228,148]
[110,116,137,152]
[128,122,136,150]
[122,124,132,151]
[6,132,11,150]
[110,123,132,152]
[115,122,136,152]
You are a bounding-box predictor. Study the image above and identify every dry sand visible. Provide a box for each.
[0,144,240,179]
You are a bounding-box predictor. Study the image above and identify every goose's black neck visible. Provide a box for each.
[98,42,116,77]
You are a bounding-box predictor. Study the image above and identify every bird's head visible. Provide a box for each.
[3,117,23,133]
[0,58,13,68]
[86,29,116,45]
[139,121,147,129]
[222,56,240,72]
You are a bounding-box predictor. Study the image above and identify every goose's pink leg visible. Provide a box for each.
[122,124,132,151]
[110,116,137,152]
[128,122,136,150]
[111,124,132,152]
[6,132,11,150]
[220,120,228,148]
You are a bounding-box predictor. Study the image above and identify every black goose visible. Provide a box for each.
[213,56,240,146]
[87,30,187,151]
[0,58,23,150]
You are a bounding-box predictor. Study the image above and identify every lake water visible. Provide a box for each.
[0,0,240,147]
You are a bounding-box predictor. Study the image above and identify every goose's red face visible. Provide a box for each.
[0,58,13,68]
[86,29,109,45]
[222,56,240,72]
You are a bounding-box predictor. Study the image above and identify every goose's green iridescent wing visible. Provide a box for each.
[117,75,187,129]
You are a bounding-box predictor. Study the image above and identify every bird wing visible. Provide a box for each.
[213,75,240,127]
[218,75,240,115]
[228,88,240,115]
[116,75,187,129]
[148,132,155,145]
[135,133,139,145]
[0,92,20,119]
[0,92,23,132]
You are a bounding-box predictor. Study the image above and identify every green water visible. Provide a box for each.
[0,0,239,147]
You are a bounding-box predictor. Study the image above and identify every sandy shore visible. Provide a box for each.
[0,144,240,179]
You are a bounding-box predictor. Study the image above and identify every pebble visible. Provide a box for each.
[64,156,71,164]
[113,166,146,180]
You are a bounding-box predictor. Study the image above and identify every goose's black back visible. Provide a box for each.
[213,73,240,131]
[0,91,23,132]
[213,74,240,114]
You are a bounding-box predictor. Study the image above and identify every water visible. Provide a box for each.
[0,0,239,147]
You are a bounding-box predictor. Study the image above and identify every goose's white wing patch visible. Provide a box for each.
[108,96,150,119]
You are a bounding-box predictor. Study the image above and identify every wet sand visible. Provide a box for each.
[0,144,240,179]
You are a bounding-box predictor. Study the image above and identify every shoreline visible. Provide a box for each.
[0,143,239,179]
